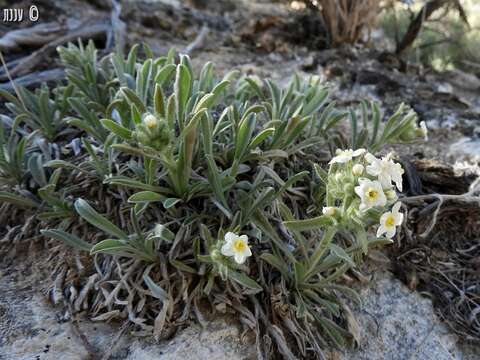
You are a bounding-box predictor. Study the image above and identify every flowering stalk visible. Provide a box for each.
[284,148,406,276]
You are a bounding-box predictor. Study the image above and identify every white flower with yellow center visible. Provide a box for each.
[365,153,404,191]
[354,178,387,211]
[221,232,252,264]
[377,202,404,238]
[329,148,366,165]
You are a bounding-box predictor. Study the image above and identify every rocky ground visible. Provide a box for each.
[2,256,479,360]
[1,0,479,359]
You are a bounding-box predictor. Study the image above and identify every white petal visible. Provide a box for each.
[392,202,401,214]
[243,246,252,257]
[395,212,404,226]
[366,164,381,177]
[352,148,366,157]
[337,155,351,163]
[377,225,386,237]
[234,252,247,264]
[354,184,363,199]
[221,243,235,256]
[390,164,404,191]
[378,173,392,189]
[329,154,349,164]
[391,202,404,225]
[224,232,237,243]
[385,228,396,238]
[374,186,387,207]
[239,234,249,243]
[376,195,387,207]
[365,153,378,163]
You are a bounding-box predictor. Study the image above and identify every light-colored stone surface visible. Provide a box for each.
[0,268,253,360]
[335,272,476,360]
[2,266,478,360]
[448,137,480,161]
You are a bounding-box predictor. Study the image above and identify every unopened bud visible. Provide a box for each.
[385,189,397,201]
[352,164,364,176]
[144,114,158,130]
[322,206,336,216]
[211,249,222,261]
[415,121,428,141]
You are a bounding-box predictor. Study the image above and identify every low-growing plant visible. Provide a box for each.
[0,42,428,358]
[0,83,72,142]
[0,122,30,186]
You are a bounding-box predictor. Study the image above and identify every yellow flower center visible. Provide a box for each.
[366,188,378,201]
[385,215,395,227]
[233,239,246,253]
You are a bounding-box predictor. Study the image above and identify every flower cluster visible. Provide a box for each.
[133,114,171,152]
[324,148,405,239]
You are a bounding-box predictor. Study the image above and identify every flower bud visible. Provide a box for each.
[322,206,336,216]
[211,249,222,261]
[352,164,364,176]
[415,121,428,141]
[144,114,158,130]
[248,75,263,88]
[398,113,427,142]
[134,114,171,152]
[385,189,398,201]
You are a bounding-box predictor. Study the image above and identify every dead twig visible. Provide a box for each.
[0,19,110,82]
[184,25,209,55]
[0,22,66,52]
[109,0,126,54]
[401,183,480,238]
[0,68,65,91]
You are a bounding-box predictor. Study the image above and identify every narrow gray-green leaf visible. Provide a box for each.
[41,229,92,252]
[74,199,127,239]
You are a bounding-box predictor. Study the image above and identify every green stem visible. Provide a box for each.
[303,226,337,283]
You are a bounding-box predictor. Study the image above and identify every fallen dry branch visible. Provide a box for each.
[0,19,110,81]
[0,22,67,52]
[0,68,65,90]
[392,162,480,342]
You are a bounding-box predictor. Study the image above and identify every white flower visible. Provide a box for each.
[322,206,336,216]
[352,164,364,176]
[377,202,404,238]
[221,232,252,264]
[365,153,404,191]
[354,178,387,211]
[329,148,366,165]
